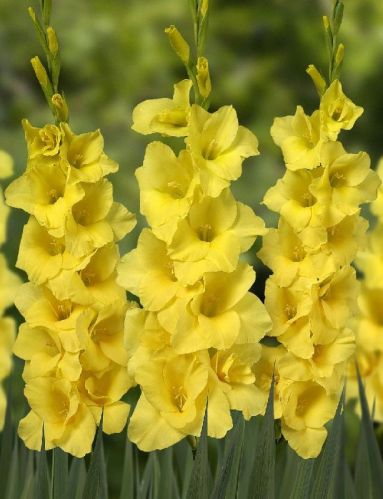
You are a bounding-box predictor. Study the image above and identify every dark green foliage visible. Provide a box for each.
[0,380,383,499]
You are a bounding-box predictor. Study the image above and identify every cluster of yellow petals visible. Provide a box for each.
[0,151,21,429]
[5,121,136,457]
[347,159,383,419]
[117,80,272,451]
[258,80,380,458]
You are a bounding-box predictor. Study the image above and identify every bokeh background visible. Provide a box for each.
[1,0,383,494]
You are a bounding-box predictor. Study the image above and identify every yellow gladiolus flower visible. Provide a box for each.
[159,263,271,353]
[169,188,266,284]
[0,150,14,179]
[16,217,89,285]
[5,162,84,238]
[135,142,199,243]
[21,377,97,457]
[23,119,62,161]
[187,104,259,197]
[280,381,338,459]
[312,142,380,226]
[310,267,359,344]
[61,123,118,184]
[118,229,202,312]
[320,80,363,140]
[65,179,136,257]
[128,351,208,451]
[47,243,126,306]
[132,80,192,137]
[263,169,326,235]
[258,219,335,287]
[271,106,322,171]
[210,344,265,419]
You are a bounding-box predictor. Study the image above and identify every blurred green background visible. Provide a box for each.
[1,0,383,494]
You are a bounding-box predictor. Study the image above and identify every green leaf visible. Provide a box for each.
[52,448,68,499]
[186,410,209,499]
[333,1,344,35]
[356,368,383,498]
[237,417,261,498]
[138,452,158,499]
[69,459,87,499]
[158,448,175,499]
[311,392,344,499]
[288,456,314,499]
[355,425,373,499]
[120,437,134,499]
[82,423,108,499]
[5,438,20,499]
[0,385,14,494]
[251,378,276,499]
[210,412,245,499]
[34,437,50,499]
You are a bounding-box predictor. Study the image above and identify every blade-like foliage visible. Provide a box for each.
[210,412,245,499]
[52,447,68,499]
[311,392,344,499]
[120,437,134,499]
[69,458,87,499]
[356,368,383,498]
[186,410,209,499]
[251,378,275,499]
[82,423,108,499]
[34,439,50,499]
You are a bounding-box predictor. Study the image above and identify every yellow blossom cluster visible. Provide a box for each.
[257,80,380,458]
[0,151,21,430]
[347,159,383,419]
[117,80,272,451]
[5,121,136,457]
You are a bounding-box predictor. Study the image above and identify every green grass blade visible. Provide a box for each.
[356,368,383,497]
[237,417,262,498]
[19,447,34,499]
[158,448,174,499]
[210,412,245,499]
[344,461,357,499]
[0,387,14,494]
[186,410,209,499]
[355,423,373,498]
[82,424,108,499]
[34,441,51,499]
[251,379,276,499]
[52,448,68,499]
[5,438,20,499]
[287,456,314,499]
[138,453,155,499]
[119,437,134,499]
[311,392,344,499]
[69,459,87,499]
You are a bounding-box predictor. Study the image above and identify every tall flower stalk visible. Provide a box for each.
[5,0,136,457]
[117,0,271,451]
[0,151,21,429]
[257,0,380,458]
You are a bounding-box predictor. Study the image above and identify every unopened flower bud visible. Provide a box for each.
[165,25,190,65]
[306,64,327,96]
[47,26,59,57]
[196,57,211,99]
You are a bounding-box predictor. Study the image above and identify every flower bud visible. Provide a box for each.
[52,93,69,122]
[47,26,59,57]
[165,25,190,64]
[196,57,211,99]
[335,43,345,67]
[306,64,326,96]
[31,56,50,90]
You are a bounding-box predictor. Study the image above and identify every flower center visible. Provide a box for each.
[172,385,187,411]
[198,223,214,242]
